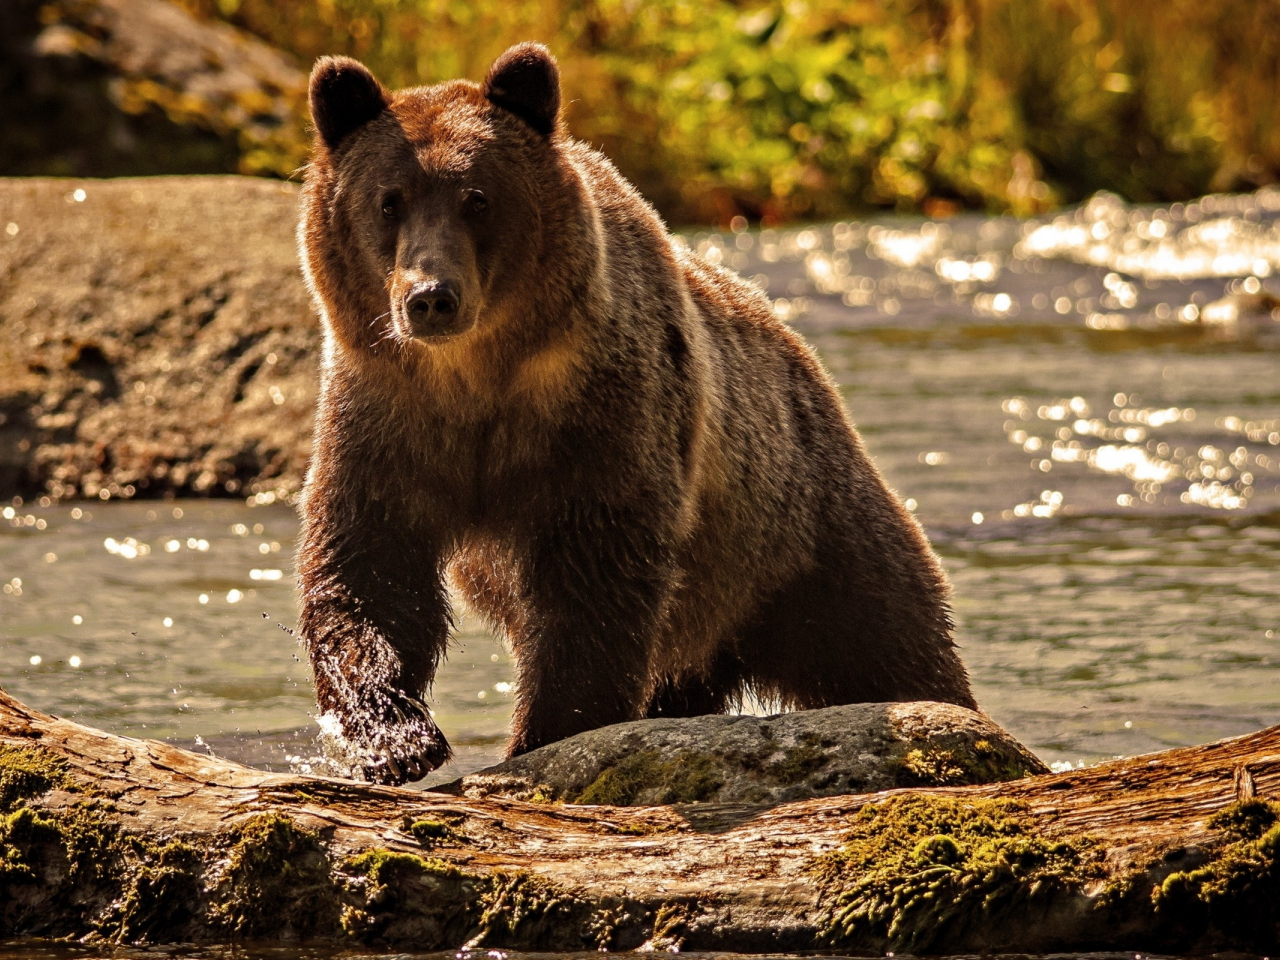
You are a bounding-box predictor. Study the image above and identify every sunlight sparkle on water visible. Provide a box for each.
[103,536,149,559]
[1019,187,1280,280]
[868,222,947,268]
[997,392,1273,513]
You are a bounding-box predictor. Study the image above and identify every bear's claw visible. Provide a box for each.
[331,690,452,786]
[359,733,451,785]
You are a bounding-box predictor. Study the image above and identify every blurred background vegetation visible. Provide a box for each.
[6,0,1280,224]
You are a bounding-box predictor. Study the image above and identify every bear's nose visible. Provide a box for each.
[404,280,461,323]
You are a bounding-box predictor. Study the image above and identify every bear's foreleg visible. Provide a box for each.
[298,515,453,784]
[506,501,676,756]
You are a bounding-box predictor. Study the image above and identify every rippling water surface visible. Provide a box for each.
[3,189,1279,784]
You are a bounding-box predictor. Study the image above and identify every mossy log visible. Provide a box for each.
[1,688,1278,954]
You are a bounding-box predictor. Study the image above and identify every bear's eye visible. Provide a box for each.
[465,190,488,215]
[380,194,401,220]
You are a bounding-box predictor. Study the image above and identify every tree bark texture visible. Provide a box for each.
[1,689,1277,953]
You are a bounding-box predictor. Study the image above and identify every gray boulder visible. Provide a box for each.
[434,701,1047,806]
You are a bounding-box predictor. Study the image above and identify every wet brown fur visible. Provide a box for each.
[297,45,975,784]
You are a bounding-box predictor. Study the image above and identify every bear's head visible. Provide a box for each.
[302,43,588,356]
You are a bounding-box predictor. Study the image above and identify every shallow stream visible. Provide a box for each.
[3,188,1279,785]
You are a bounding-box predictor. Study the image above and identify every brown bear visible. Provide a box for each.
[297,42,975,785]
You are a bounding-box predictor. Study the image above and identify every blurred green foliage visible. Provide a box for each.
[178,0,1280,224]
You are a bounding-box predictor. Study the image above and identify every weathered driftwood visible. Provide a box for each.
[1,688,1277,953]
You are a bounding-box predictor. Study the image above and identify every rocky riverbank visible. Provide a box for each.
[0,175,315,501]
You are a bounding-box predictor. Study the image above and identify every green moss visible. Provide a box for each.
[210,812,338,939]
[768,734,830,784]
[900,748,968,785]
[812,794,1102,953]
[1207,797,1278,840]
[408,818,448,841]
[339,847,479,946]
[0,806,62,886]
[892,738,1041,788]
[0,801,165,939]
[98,838,202,943]
[0,746,71,812]
[341,849,589,949]
[343,849,599,949]
[345,848,460,883]
[51,803,120,887]
[473,870,590,947]
[1152,799,1280,946]
[641,901,694,951]
[0,800,120,892]
[405,817,470,848]
[573,755,659,805]
[573,751,724,806]
[609,821,672,836]
[964,737,1046,783]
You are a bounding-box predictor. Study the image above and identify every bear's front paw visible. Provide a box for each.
[365,693,452,785]
[325,692,452,785]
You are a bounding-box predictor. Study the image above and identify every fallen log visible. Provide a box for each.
[1,688,1277,953]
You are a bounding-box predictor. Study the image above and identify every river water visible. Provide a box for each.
[2,189,1279,788]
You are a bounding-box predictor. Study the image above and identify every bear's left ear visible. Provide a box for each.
[483,42,560,137]
[310,56,389,151]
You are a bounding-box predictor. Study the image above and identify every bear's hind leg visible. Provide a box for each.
[506,501,677,756]
[737,555,976,712]
[645,650,746,719]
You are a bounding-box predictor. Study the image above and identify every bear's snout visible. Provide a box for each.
[402,279,467,338]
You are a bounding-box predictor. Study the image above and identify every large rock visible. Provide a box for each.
[436,701,1048,806]
[0,175,315,501]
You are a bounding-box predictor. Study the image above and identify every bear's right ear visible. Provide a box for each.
[483,42,560,137]
[309,56,389,151]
